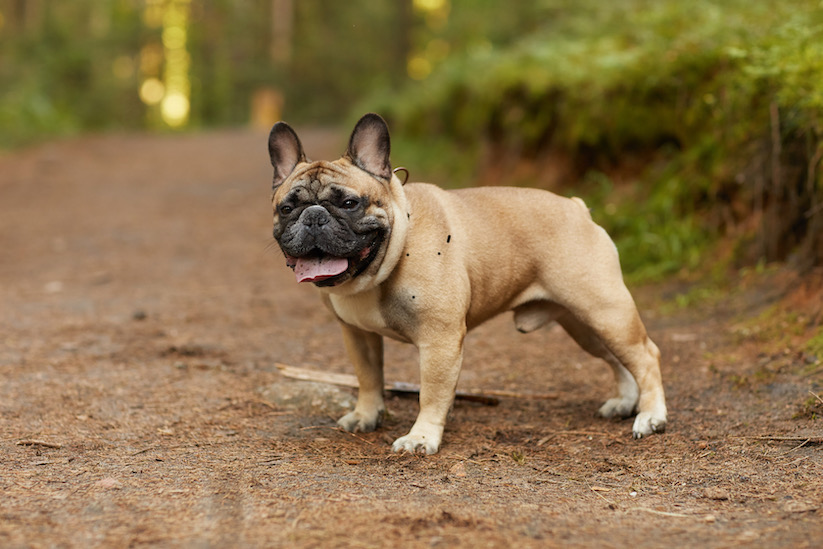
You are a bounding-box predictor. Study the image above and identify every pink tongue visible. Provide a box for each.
[294,256,349,283]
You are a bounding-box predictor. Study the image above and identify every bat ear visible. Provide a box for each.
[345,113,391,181]
[268,121,307,191]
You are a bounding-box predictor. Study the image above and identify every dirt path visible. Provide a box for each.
[1,129,821,548]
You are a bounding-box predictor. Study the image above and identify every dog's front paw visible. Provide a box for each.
[391,421,443,454]
[391,433,441,455]
[598,396,637,419]
[631,411,667,439]
[337,409,384,433]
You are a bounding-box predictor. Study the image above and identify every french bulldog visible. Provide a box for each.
[268,113,667,454]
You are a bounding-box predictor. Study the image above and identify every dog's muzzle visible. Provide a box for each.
[299,205,331,233]
[278,204,385,286]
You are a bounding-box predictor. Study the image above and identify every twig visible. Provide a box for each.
[532,476,570,485]
[16,439,62,449]
[461,388,559,401]
[780,439,812,455]
[587,481,617,509]
[276,362,558,405]
[735,435,823,444]
[131,446,158,456]
[338,428,375,445]
[250,398,280,410]
[627,507,696,519]
[810,390,823,405]
[786,456,811,466]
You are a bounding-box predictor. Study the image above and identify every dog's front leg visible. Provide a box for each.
[392,336,464,455]
[336,322,386,433]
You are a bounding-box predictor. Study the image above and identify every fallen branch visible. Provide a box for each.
[276,363,559,406]
[735,435,823,444]
[472,387,560,401]
[627,507,701,519]
[17,439,63,449]
[131,446,158,456]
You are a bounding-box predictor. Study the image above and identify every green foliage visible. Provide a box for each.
[583,169,710,283]
[0,2,144,146]
[743,13,823,133]
[375,0,823,278]
[0,1,417,143]
[3,0,822,276]
[807,326,823,362]
[389,133,479,188]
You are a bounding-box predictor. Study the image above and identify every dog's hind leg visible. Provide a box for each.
[545,219,667,438]
[566,295,666,438]
[550,267,666,437]
[554,310,639,418]
[514,299,642,419]
[609,330,665,438]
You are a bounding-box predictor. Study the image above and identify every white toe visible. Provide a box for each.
[598,397,637,418]
[632,411,666,439]
[337,409,383,433]
[391,434,439,455]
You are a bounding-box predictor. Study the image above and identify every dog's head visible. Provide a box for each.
[268,113,407,292]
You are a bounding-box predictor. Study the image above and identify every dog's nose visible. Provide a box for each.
[300,205,331,228]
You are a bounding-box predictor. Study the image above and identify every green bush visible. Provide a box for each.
[0,2,144,147]
[373,0,823,278]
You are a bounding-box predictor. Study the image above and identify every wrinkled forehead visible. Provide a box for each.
[275,159,368,202]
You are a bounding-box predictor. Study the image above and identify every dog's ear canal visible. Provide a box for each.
[346,113,392,181]
[268,122,307,191]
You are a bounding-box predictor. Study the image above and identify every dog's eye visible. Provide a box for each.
[280,204,293,215]
[342,198,359,210]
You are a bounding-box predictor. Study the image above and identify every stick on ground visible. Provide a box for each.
[17,440,63,449]
[275,363,559,406]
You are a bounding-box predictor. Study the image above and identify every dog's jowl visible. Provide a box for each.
[268,113,667,455]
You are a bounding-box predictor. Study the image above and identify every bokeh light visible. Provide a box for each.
[161,92,190,127]
[139,78,165,105]
[407,56,432,80]
[413,0,447,11]
[160,0,191,128]
[138,0,191,128]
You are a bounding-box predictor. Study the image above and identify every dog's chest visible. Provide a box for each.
[328,291,403,340]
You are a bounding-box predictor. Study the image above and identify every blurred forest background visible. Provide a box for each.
[1,0,822,279]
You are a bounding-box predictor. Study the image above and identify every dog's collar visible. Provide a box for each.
[392,167,409,185]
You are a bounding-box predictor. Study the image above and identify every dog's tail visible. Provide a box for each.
[570,196,592,219]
